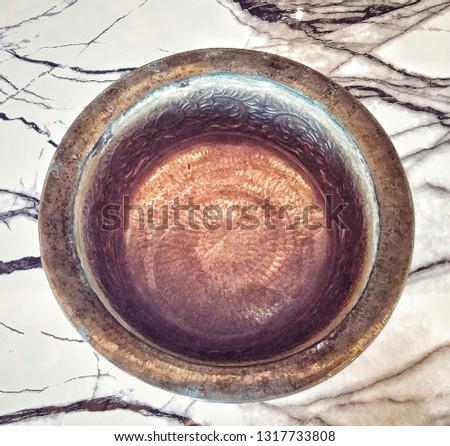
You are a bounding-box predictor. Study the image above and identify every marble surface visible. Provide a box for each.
[0,0,449,426]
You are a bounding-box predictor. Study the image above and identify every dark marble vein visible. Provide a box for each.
[0,111,49,136]
[0,256,42,275]
[401,139,449,161]
[0,207,38,227]
[0,187,39,228]
[233,1,426,34]
[422,182,450,196]
[343,83,450,126]
[22,88,53,102]
[31,0,149,56]
[0,74,18,91]
[0,0,77,36]
[92,352,101,399]
[50,72,118,84]
[6,49,135,75]
[389,122,441,138]
[63,374,112,385]
[262,342,450,419]
[6,95,53,110]
[0,374,115,396]
[231,0,449,59]
[0,396,200,426]
[259,401,331,426]
[159,395,176,411]
[77,12,133,56]
[0,188,39,204]
[0,111,57,147]
[0,65,61,125]
[40,331,84,343]
[226,0,450,165]
[0,321,24,335]
[0,386,50,394]
[409,259,450,276]
[181,400,196,419]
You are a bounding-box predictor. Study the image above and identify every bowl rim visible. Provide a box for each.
[39,48,414,402]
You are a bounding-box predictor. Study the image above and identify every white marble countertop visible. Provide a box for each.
[0,0,449,426]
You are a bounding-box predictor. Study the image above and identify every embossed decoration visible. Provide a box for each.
[76,73,377,364]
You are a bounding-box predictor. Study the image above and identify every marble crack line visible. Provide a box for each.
[354,51,448,87]
[5,49,135,76]
[262,342,450,416]
[6,95,53,110]
[181,400,196,419]
[0,321,25,335]
[263,392,449,425]
[0,188,39,204]
[0,67,54,108]
[73,0,148,57]
[63,373,114,385]
[362,1,450,56]
[337,77,450,109]
[297,1,421,33]
[159,395,176,411]
[92,352,101,399]
[431,129,450,148]
[50,72,118,84]
[36,8,137,58]
[335,74,450,91]
[409,258,450,276]
[0,74,18,91]
[77,11,133,56]
[0,256,42,275]
[157,48,176,55]
[401,138,449,162]
[331,393,450,411]
[421,181,450,195]
[259,401,331,426]
[74,0,150,57]
[0,396,200,426]
[40,331,84,343]
[389,122,442,138]
[227,1,450,88]
[217,0,276,39]
[0,0,77,35]
[0,111,57,147]
[0,206,38,228]
[0,373,114,396]
[0,386,50,394]
[22,88,53,102]
[344,85,450,125]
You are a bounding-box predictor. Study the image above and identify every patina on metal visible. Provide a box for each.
[39,49,414,402]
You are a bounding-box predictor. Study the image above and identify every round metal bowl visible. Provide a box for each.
[39,49,413,402]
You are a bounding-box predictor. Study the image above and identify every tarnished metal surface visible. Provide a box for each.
[39,49,413,402]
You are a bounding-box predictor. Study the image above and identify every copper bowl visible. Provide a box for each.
[39,49,413,402]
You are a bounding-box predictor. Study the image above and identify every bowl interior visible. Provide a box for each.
[74,73,378,365]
